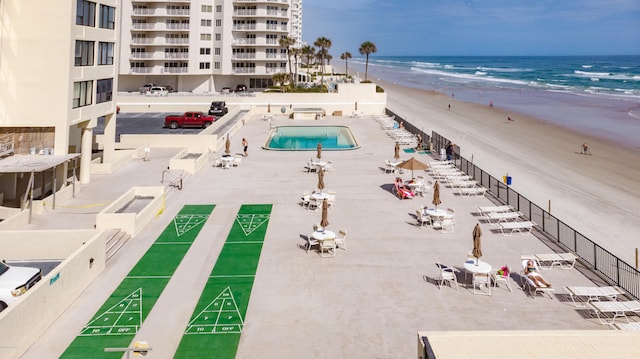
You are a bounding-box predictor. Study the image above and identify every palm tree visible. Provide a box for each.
[290,47,300,85]
[313,37,332,84]
[300,45,315,82]
[272,72,287,87]
[340,51,352,77]
[279,36,296,86]
[359,41,377,81]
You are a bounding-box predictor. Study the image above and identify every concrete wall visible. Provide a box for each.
[118,134,219,154]
[0,207,28,230]
[169,149,209,175]
[0,230,107,359]
[90,149,136,175]
[96,186,165,237]
[115,82,387,116]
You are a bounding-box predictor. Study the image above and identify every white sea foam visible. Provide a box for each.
[409,67,530,86]
[581,65,593,68]
[574,70,611,77]
[474,71,487,76]
[477,66,532,73]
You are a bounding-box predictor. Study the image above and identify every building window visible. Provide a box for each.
[73,80,93,108]
[202,5,212,12]
[200,48,211,55]
[74,41,94,66]
[201,19,211,27]
[215,19,221,27]
[199,62,210,69]
[76,0,96,27]
[99,5,115,29]
[200,33,211,41]
[96,78,113,103]
[214,62,220,69]
[216,5,222,12]
[215,33,221,41]
[214,48,220,56]
[98,42,114,65]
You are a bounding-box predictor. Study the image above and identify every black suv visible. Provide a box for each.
[234,84,248,92]
[208,101,228,117]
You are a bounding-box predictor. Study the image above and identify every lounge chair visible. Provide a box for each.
[519,259,554,299]
[393,178,414,200]
[534,253,578,269]
[458,186,487,197]
[499,221,536,235]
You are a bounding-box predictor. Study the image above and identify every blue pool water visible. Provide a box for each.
[264,126,359,150]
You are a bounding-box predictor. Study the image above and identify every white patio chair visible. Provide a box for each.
[416,210,429,228]
[491,265,513,292]
[308,198,319,211]
[335,229,347,250]
[472,272,492,296]
[319,237,336,258]
[435,262,459,290]
[440,217,455,233]
[300,191,311,209]
[305,234,319,254]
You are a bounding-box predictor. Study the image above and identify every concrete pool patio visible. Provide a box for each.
[20,114,638,358]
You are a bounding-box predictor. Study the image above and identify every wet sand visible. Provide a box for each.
[379,79,640,264]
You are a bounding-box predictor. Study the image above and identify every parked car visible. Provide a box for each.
[164,111,216,129]
[221,87,232,94]
[139,83,155,93]
[208,101,229,117]
[0,261,42,312]
[234,84,247,92]
[147,86,168,96]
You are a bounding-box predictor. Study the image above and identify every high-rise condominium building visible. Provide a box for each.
[118,0,303,93]
[0,0,119,186]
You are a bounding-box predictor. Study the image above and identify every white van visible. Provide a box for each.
[0,261,42,312]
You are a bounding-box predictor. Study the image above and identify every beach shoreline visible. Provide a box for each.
[361,73,640,264]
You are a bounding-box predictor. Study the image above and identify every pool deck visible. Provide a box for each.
[21,114,632,358]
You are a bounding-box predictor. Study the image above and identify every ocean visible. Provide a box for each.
[347,55,640,149]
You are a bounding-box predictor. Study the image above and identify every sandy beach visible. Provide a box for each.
[376,79,640,264]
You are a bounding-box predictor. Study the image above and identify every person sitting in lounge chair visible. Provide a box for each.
[394,177,415,199]
[524,259,552,287]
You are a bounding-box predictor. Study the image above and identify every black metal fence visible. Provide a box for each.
[387,109,640,299]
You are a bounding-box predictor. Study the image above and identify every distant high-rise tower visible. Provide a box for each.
[118,0,303,93]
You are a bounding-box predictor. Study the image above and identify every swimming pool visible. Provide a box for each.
[263,126,360,151]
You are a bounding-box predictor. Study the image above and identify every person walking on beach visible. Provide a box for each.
[242,138,248,157]
[581,142,590,155]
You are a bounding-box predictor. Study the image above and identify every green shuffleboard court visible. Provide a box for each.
[61,204,215,358]
[173,204,272,359]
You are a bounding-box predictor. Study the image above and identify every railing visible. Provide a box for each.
[386,109,640,300]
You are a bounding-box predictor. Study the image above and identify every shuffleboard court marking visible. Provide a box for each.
[174,214,210,236]
[184,286,244,335]
[79,288,142,336]
[236,213,270,236]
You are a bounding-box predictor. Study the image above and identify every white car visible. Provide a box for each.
[146,86,168,96]
[0,261,42,312]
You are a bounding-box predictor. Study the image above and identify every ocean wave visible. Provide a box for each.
[574,70,611,77]
[581,65,593,68]
[411,61,441,68]
[474,71,487,76]
[410,67,530,86]
[570,71,640,81]
[477,66,533,73]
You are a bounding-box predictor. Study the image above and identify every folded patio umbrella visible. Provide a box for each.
[432,180,442,208]
[397,156,428,178]
[317,142,322,159]
[317,167,325,192]
[394,142,400,160]
[472,223,483,265]
[320,198,329,227]
[225,135,231,155]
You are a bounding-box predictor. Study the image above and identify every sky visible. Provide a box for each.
[301,0,640,57]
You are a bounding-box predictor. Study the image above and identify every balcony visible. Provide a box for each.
[132,23,190,31]
[165,52,189,59]
[130,52,153,59]
[130,67,154,73]
[233,24,257,31]
[232,53,256,60]
[232,68,256,74]
[163,67,188,73]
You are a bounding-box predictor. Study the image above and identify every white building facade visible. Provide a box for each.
[0,0,119,187]
[118,0,303,93]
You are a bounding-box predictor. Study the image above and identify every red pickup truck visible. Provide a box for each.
[164,111,215,129]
